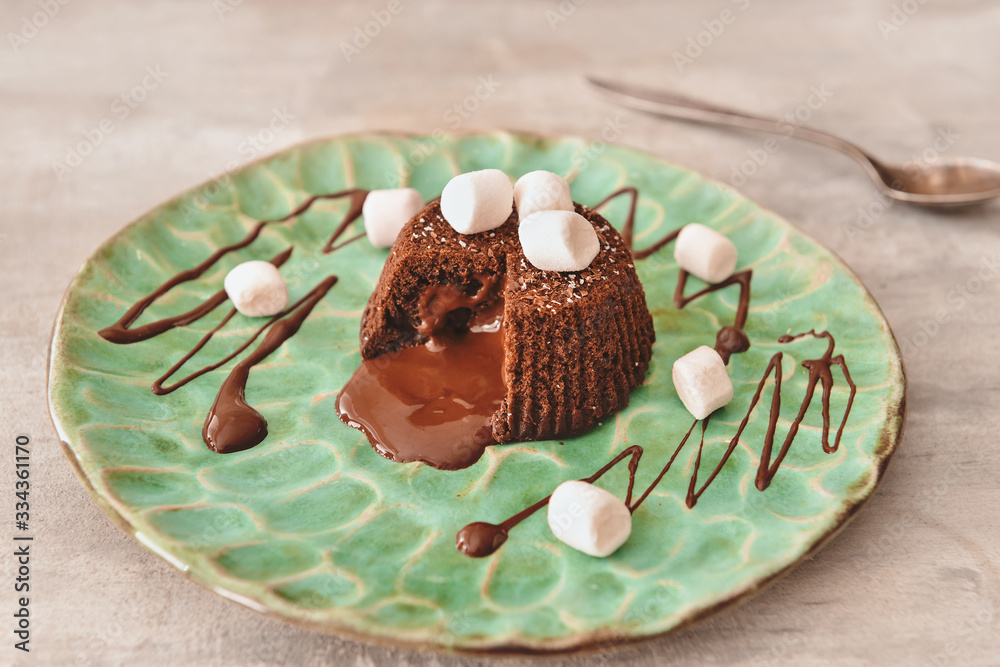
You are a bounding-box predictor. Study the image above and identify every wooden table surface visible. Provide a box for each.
[3,0,998,664]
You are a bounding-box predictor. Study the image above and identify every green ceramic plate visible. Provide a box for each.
[48,131,905,653]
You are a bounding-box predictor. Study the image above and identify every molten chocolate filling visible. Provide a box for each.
[416,273,502,342]
[337,278,506,470]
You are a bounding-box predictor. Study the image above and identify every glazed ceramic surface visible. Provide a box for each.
[48,131,905,652]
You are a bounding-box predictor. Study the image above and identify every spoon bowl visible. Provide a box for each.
[870,157,1000,206]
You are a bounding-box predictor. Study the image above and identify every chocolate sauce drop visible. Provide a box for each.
[202,364,267,454]
[456,522,509,558]
[715,325,751,364]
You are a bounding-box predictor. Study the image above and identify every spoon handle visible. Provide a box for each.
[587,78,883,179]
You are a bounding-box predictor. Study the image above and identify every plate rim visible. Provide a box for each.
[46,128,908,655]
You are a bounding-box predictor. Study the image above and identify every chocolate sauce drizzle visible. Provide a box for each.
[457,187,856,558]
[96,176,857,551]
[98,190,365,345]
[97,189,368,453]
[150,247,293,396]
[594,187,680,260]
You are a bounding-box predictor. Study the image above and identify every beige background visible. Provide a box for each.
[3,0,999,665]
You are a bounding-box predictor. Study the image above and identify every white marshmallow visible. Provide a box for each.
[547,480,632,558]
[518,210,600,272]
[440,169,513,235]
[513,170,574,220]
[673,223,738,284]
[362,188,424,248]
[224,261,289,317]
[672,345,734,420]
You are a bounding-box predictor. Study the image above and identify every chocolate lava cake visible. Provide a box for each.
[358,198,655,444]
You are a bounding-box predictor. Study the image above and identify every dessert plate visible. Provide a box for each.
[48,131,905,653]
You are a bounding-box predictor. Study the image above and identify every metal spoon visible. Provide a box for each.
[588,77,1000,208]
